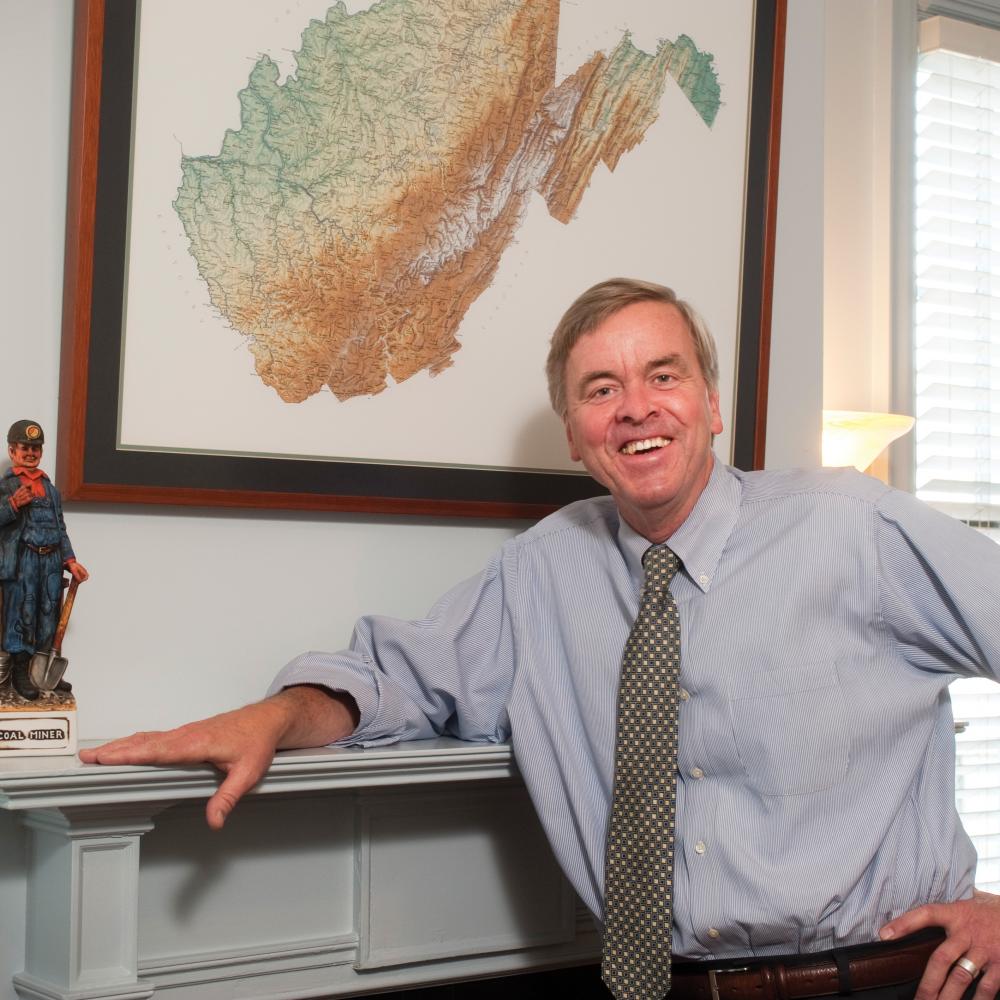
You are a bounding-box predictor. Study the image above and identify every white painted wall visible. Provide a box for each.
[0,1,829,995]
[767,0,826,469]
[823,0,903,416]
[822,0,920,485]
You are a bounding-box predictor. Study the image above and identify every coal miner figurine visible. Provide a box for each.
[0,421,88,700]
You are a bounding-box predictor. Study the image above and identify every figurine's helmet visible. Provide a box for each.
[7,421,45,446]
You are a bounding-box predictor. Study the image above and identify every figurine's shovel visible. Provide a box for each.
[29,577,79,692]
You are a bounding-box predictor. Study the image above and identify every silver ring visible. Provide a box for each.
[955,957,980,978]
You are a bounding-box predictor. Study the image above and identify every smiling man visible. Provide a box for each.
[555,293,722,544]
[82,280,1000,1000]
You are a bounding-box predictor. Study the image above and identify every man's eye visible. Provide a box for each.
[654,373,675,384]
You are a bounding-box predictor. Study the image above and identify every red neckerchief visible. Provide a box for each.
[12,467,48,499]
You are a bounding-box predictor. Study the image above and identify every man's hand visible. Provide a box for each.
[9,485,32,511]
[881,890,1000,1000]
[79,686,359,829]
[66,559,89,583]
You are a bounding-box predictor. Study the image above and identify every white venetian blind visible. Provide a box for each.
[914,33,1000,531]
[915,17,1000,893]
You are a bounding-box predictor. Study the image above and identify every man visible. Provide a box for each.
[81,280,1000,1000]
[1,420,89,700]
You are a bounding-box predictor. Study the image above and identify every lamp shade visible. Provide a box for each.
[822,410,915,472]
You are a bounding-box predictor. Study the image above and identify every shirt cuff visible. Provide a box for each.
[267,650,380,743]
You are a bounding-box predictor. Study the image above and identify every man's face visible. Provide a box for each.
[9,443,42,469]
[562,300,722,542]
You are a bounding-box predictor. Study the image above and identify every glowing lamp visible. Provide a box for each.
[821,410,915,472]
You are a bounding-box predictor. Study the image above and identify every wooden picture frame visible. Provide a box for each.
[58,0,785,518]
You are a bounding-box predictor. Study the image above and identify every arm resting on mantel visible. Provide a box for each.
[78,685,359,829]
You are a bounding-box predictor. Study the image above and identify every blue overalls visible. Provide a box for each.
[2,483,67,656]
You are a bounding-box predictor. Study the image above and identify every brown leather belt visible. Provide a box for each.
[21,542,59,555]
[670,930,945,1000]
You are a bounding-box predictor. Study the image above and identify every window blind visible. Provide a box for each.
[914,47,1000,526]
[916,30,1000,893]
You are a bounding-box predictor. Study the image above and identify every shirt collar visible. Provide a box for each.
[616,457,742,593]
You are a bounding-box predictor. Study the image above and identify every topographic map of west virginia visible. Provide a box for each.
[173,0,720,403]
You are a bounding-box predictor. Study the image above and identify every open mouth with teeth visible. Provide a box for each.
[619,436,670,455]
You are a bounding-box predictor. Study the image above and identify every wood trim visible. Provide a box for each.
[57,481,559,521]
[57,0,105,496]
[752,0,787,470]
[0,739,517,811]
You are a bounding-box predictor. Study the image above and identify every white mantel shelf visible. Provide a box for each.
[0,737,517,811]
[2,740,596,1000]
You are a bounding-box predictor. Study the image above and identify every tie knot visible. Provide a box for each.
[642,544,679,592]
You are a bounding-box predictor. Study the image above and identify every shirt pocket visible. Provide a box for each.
[728,659,849,796]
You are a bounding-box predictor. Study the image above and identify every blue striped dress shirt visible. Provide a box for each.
[269,459,1000,960]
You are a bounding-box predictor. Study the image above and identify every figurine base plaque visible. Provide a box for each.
[0,690,77,756]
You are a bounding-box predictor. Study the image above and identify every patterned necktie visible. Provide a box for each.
[602,544,682,1000]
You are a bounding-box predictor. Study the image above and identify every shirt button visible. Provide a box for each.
[679,688,690,701]
[707,927,721,939]
[699,573,709,586]
[690,767,705,780]
[694,840,706,855]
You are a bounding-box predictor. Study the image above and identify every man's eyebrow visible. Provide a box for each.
[574,369,618,397]
[646,353,690,374]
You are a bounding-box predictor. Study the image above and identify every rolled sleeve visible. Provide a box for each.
[268,551,516,747]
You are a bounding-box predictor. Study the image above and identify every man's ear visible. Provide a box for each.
[565,419,581,463]
[709,390,723,437]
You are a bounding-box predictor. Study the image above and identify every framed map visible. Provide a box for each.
[58,0,785,517]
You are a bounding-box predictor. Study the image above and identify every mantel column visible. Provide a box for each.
[13,805,163,1000]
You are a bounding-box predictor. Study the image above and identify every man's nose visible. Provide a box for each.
[616,382,657,422]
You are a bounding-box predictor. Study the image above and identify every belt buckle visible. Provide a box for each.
[708,966,750,1000]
